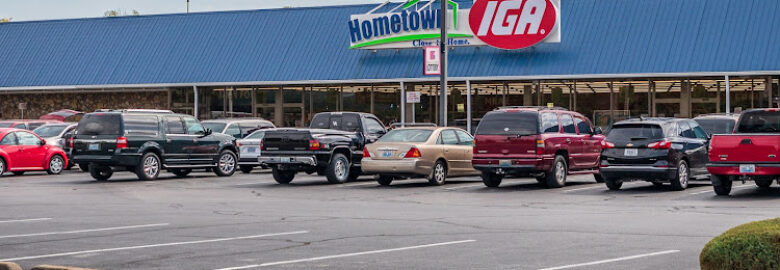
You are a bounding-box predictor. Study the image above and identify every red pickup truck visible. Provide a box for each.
[707,108,780,195]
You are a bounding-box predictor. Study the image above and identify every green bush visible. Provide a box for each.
[700,218,780,270]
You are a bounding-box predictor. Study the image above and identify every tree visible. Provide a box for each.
[104,9,140,17]
[0,17,12,23]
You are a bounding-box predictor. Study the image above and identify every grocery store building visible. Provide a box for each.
[0,0,778,129]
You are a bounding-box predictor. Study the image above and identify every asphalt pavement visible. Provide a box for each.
[0,169,778,270]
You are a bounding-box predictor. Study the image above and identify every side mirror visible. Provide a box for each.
[40,139,47,146]
[593,127,604,135]
[201,128,212,137]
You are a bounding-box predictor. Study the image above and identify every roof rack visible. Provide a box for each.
[495,106,569,111]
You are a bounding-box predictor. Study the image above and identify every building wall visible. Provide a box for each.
[0,91,169,119]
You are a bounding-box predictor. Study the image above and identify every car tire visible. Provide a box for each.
[377,175,393,186]
[711,174,732,196]
[0,158,6,177]
[428,160,447,186]
[89,165,113,181]
[326,153,350,184]
[135,152,161,180]
[214,151,237,177]
[46,155,65,175]
[171,169,192,178]
[669,160,689,191]
[755,177,773,189]
[272,167,295,184]
[593,174,605,183]
[12,171,24,176]
[604,176,623,190]
[79,163,89,172]
[545,155,568,188]
[239,165,254,174]
[481,172,502,188]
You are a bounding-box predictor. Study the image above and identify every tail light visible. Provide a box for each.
[236,142,242,147]
[116,137,128,149]
[259,139,263,151]
[601,141,615,149]
[647,140,671,149]
[472,139,477,154]
[535,139,545,155]
[309,140,321,151]
[404,147,422,158]
[68,137,74,148]
[363,148,372,158]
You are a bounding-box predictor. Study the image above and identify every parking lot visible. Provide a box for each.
[0,169,778,270]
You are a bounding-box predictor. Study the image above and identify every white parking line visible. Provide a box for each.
[0,218,52,224]
[689,184,752,195]
[0,223,169,239]
[561,185,604,193]
[0,230,308,262]
[342,182,378,187]
[537,250,680,270]
[444,184,485,190]
[214,239,476,270]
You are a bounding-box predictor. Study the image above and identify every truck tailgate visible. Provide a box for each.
[709,134,779,163]
[262,129,312,151]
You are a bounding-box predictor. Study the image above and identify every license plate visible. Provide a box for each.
[282,157,295,163]
[88,143,100,151]
[381,151,393,158]
[244,147,257,153]
[739,164,756,174]
[624,148,638,157]
[499,160,511,167]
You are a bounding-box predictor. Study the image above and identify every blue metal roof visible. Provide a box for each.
[0,0,779,88]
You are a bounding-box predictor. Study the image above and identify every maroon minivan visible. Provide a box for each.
[472,106,605,188]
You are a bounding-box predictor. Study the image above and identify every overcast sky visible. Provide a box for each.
[0,0,388,22]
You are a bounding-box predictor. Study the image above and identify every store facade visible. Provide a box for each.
[1,0,778,129]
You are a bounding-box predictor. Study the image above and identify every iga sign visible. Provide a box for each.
[423,46,441,75]
[348,0,560,50]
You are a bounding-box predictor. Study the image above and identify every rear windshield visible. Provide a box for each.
[33,125,68,137]
[202,122,227,133]
[378,129,433,143]
[736,111,780,133]
[77,114,122,135]
[310,114,361,132]
[475,111,539,136]
[695,118,735,135]
[607,124,665,142]
[245,131,265,140]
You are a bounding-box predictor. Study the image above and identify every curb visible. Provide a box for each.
[0,262,22,270]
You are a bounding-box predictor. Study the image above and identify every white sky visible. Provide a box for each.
[0,0,387,22]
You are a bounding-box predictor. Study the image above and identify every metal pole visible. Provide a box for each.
[193,86,199,119]
[439,0,448,127]
[725,75,731,113]
[187,0,190,13]
[466,80,472,134]
[400,81,406,127]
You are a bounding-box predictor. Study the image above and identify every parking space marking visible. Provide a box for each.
[0,223,169,239]
[0,218,52,224]
[214,239,476,270]
[537,249,680,270]
[561,185,604,193]
[0,230,308,262]
[689,184,752,195]
[444,184,485,191]
[342,182,379,187]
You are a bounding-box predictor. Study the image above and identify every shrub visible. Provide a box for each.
[700,218,780,270]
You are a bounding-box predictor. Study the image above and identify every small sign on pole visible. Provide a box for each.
[423,46,441,75]
[406,92,421,104]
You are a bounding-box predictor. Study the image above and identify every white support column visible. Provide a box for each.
[725,75,731,113]
[466,80,472,134]
[400,82,405,127]
[193,86,199,119]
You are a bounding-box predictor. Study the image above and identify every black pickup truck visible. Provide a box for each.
[260,112,387,184]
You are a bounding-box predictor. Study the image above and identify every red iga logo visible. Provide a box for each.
[469,0,558,50]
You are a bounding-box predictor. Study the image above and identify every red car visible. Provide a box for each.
[0,128,68,176]
[0,120,62,130]
[472,106,605,188]
[707,108,780,195]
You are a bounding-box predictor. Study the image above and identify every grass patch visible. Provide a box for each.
[700,218,780,270]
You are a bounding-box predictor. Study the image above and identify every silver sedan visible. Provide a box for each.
[236,130,269,173]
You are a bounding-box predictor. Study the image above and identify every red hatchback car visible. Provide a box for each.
[472,107,605,188]
[0,128,68,176]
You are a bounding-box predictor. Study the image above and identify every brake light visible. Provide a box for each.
[363,148,372,158]
[404,147,422,158]
[601,141,615,149]
[236,142,242,147]
[472,139,477,154]
[536,139,545,155]
[259,139,263,151]
[309,140,321,151]
[116,137,128,149]
[647,140,672,149]
[68,137,74,148]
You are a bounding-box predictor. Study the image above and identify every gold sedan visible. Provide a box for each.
[362,127,480,186]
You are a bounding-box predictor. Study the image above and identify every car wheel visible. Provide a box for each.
[427,160,447,186]
[326,153,350,184]
[755,177,773,189]
[12,171,24,176]
[79,163,89,172]
[272,167,295,184]
[711,174,732,196]
[377,175,393,186]
[135,152,161,180]
[214,151,237,177]
[47,155,65,175]
[669,160,689,191]
[89,165,113,181]
[0,158,6,177]
[604,176,623,190]
[481,172,502,188]
[239,165,254,174]
[171,169,192,178]
[594,174,605,183]
[545,155,568,188]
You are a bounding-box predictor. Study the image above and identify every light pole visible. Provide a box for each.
[439,0,448,126]
[187,0,190,13]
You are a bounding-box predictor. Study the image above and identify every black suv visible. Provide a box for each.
[599,118,710,191]
[71,111,239,181]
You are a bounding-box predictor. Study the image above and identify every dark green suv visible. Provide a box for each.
[71,111,238,181]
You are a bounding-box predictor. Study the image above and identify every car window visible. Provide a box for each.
[736,110,780,133]
[123,115,159,136]
[16,132,42,146]
[33,125,68,138]
[364,118,385,134]
[455,130,473,146]
[475,111,539,136]
[607,124,665,142]
[165,116,185,134]
[183,117,206,135]
[225,124,241,138]
[575,117,592,134]
[690,122,709,139]
[378,129,433,143]
[17,124,27,130]
[310,114,331,129]
[0,133,17,145]
[77,113,122,136]
[245,131,265,140]
[440,130,459,145]
[678,121,696,139]
[541,112,560,133]
[0,123,12,128]
[202,122,227,133]
[695,118,735,135]
[561,114,576,134]
[342,114,361,132]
